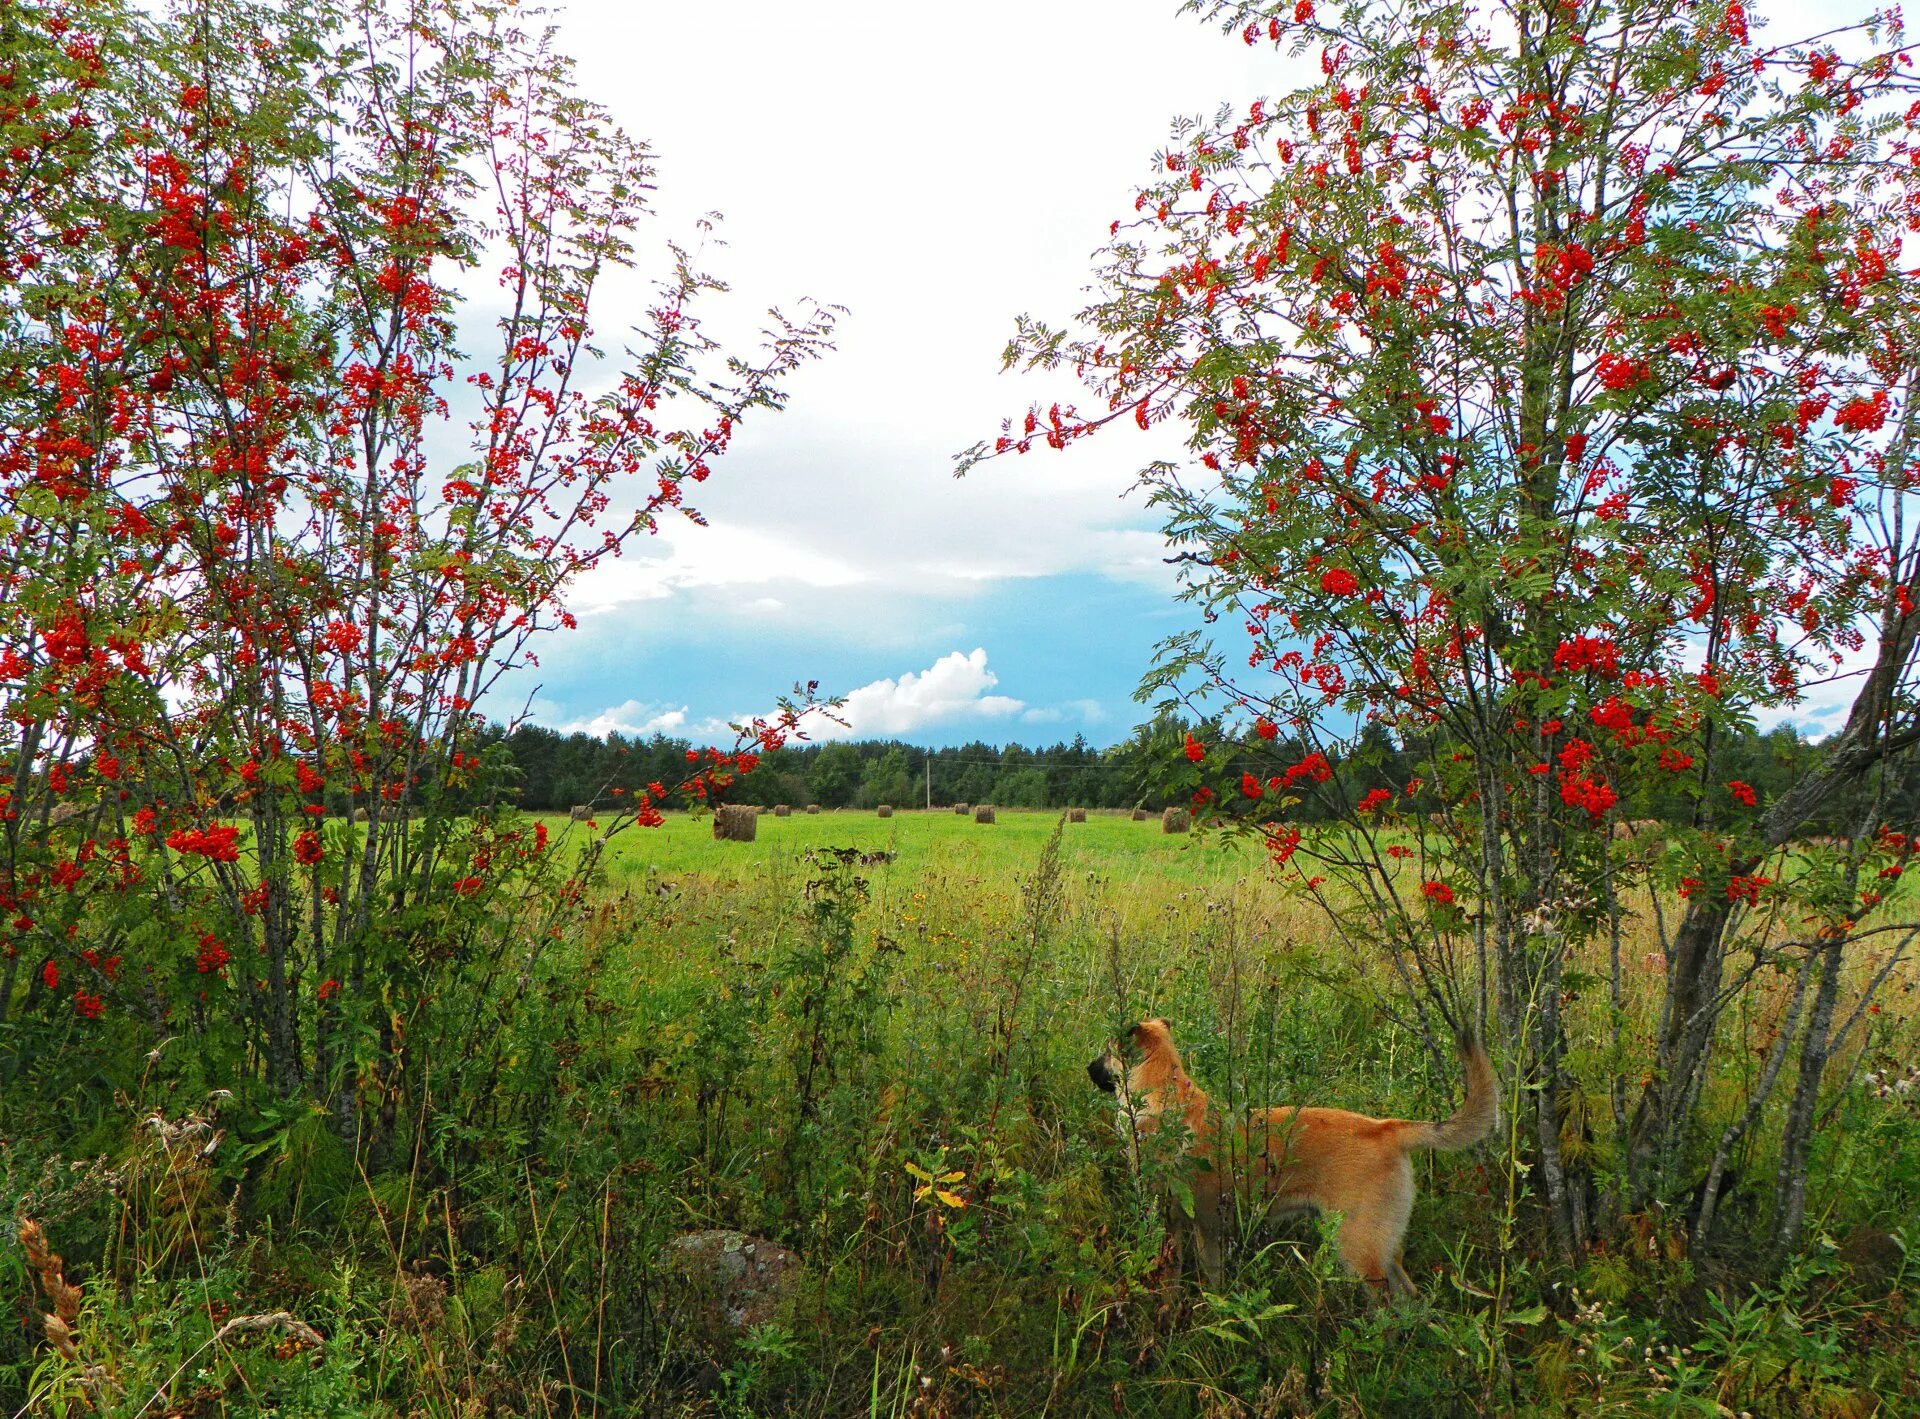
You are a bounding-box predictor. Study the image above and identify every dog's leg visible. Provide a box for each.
[1342,1164,1418,1302]
[1185,1167,1228,1286]
[1338,1208,1404,1299]
[1191,1216,1225,1286]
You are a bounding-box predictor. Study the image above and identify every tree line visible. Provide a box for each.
[485,714,1909,830]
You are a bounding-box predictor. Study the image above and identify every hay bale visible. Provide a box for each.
[352,806,369,823]
[1162,807,1191,834]
[1131,808,1149,821]
[713,804,757,842]
[1610,817,1663,842]
[773,804,791,817]
[974,804,995,824]
[569,804,592,822]
[876,804,894,819]
[953,802,970,815]
[1067,807,1087,823]
[805,804,821,815]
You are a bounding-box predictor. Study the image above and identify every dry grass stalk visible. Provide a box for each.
[713,804,758,842]
[20,1217,114,1408]
[974,805,996,825]
[208,1310,325,1349]
[1162,807,1191,834]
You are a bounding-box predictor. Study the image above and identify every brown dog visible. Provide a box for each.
[1088,1018,1497,1295]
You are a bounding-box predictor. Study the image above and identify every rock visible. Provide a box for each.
[657,1230,802,1339]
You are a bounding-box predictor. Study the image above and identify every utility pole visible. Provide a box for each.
[925,750,932,810]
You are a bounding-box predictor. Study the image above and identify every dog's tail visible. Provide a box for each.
[1396,1034,1498,1152]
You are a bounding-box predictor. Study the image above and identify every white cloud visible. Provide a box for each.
[555,700,689,738]
[813,648,1025,739]
[1012,699,1112,731]
[569,520,867,613]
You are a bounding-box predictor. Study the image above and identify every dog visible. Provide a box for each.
[1088,1018,1497,1296]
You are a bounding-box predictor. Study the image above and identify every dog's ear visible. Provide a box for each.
[1131,1018,1171,1053]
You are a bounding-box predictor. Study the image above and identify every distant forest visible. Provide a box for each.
[481,714,1914,832]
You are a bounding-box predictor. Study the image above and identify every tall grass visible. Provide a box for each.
[4,810,1916,1416]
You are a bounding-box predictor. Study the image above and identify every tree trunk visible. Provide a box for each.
[1692,945,1815,1249]
[1771,935,1845,1262]
[1626,580,1920,1210]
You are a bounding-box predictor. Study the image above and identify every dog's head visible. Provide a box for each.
[1087,1018,1174,1094]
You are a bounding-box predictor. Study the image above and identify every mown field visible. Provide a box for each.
[6,807,1918,1417]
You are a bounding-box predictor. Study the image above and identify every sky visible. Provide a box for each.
[498,0,1859,750]
[491,1,1296,748]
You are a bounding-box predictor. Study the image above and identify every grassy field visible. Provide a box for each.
[590,806,1273,885]
[6,807,1917,1416]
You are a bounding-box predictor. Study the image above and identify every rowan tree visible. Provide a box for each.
[971,0,1920,1260]
[0,0,835,1113]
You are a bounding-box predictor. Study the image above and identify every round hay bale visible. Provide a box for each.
[974,804,996,825]
[953,802,970,815]
[805,804,821,815]
[569,804,592,822]
[1161,807,1191,834]
[1066,807,1087,823]
[773,804,791,817]
[352,806,369,823]
[876,804,894,819]
[1131,808,1149,821]
[713,804,757,842]
[1610,817,1663,842]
